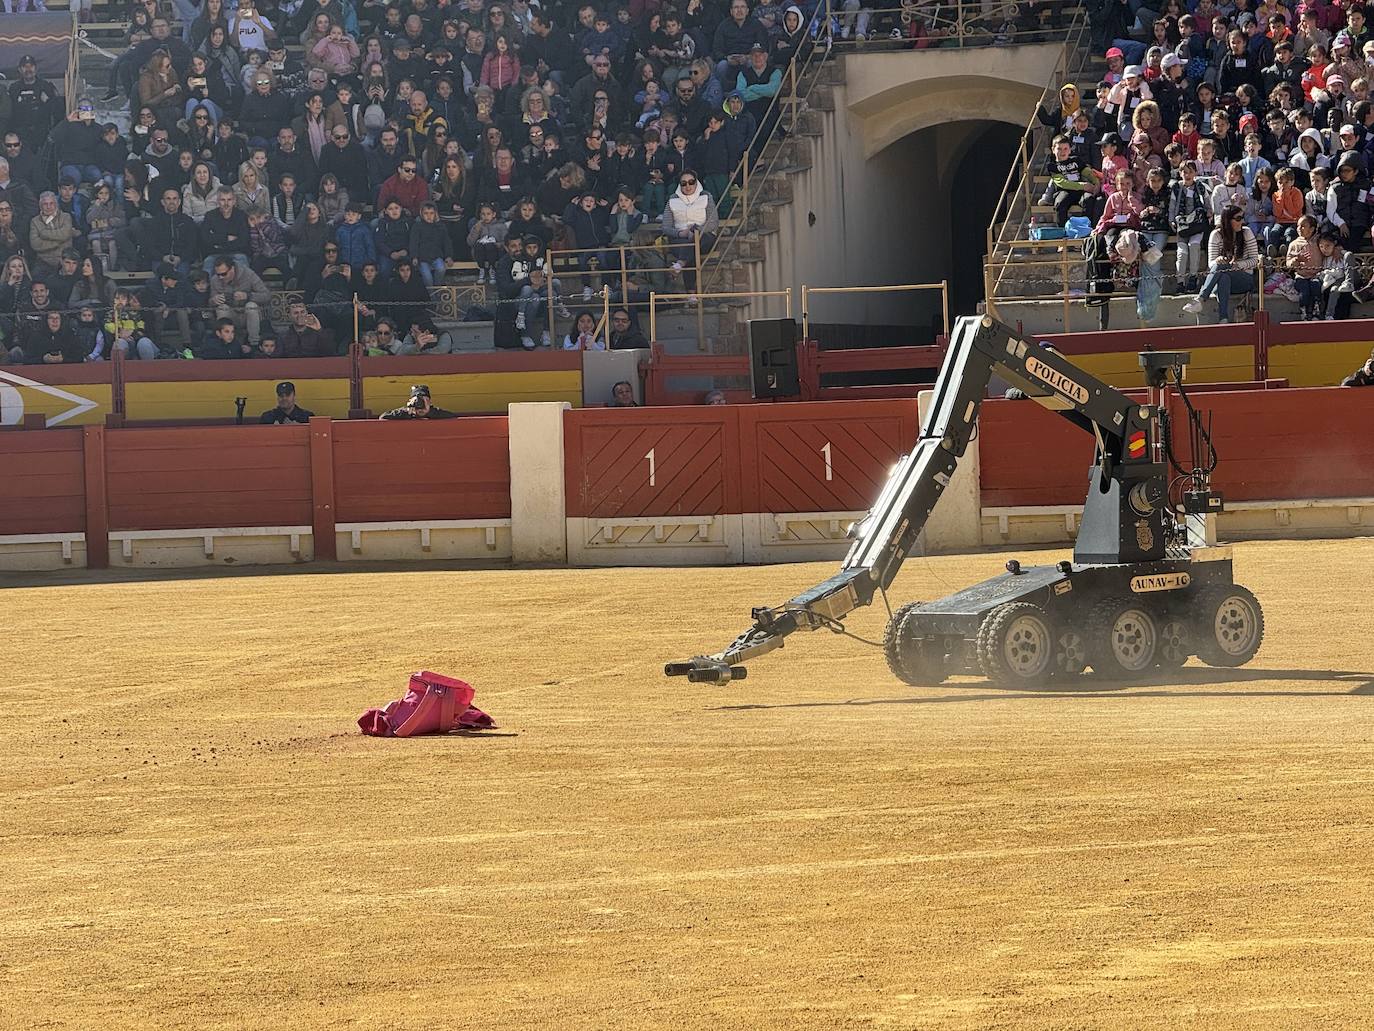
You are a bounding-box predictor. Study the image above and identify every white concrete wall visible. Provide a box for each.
[508,401,570,563]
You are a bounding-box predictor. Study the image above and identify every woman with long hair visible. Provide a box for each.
[121,159,153,218]
[182,52,229,123]
[185,104,219,163]
[317,173,350,224]
[1183,203,1259,322]
[198,24,242,96]
[0,254,33,352]
[182,161,223,222]
[190,0,230,50]
[69,255,115,309]
[434,156,471,258]
[288,201,330,281]
[138,50,183,125]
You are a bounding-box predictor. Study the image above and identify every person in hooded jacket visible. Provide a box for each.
[772,6,809,68]
[1287,125,1332,191]
[660,169,718,295]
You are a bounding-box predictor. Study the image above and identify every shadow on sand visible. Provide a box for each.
[711,667,1374,711]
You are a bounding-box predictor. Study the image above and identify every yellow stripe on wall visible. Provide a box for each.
[0,381,112,426]
[363,371,582,414]
[1268,342,1372,387]
[1075,345,1255,387]
[125,379,354,421]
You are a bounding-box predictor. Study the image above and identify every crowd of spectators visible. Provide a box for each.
[1054,0,1374,322]
[1,0,814,364]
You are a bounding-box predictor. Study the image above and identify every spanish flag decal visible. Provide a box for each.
[1127,431,1147,457]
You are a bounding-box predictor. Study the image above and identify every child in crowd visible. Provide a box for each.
[1195,137,1226,182]
[1173,112,1200,157]
[1170,159,1212,292]
[1286,214,1323,318]
[1211,162,1249,216]
[373,199,413,277]
[1239,133,1273,188]
[409,202,453,287]
[1318,231,1357,319]
[271,174,303,227]
[1307,165,1333,226]
[86,181,124,269]
[1246,167,1276,240]
[247,210,291,280]
[1270,167,1307,252]
[467,201,508,285]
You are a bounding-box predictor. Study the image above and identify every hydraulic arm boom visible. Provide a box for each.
[665,313,1179,684]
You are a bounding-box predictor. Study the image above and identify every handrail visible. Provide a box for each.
[983,6,1095,306]
[830,0,1077,49]
[801,281,948,339]
[702,0,835,295]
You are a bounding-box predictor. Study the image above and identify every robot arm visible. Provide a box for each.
[665,314,1168,684]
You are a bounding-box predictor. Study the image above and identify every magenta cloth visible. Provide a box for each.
[358,671,496,736]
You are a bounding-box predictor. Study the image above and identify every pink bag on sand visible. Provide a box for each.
[358,671,496,737]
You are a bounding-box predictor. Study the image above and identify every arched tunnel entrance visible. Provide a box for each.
[880,119,1025,330]
[804,118,1025,352]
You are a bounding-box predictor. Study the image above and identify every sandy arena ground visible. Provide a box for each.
[3,538,1374,1030]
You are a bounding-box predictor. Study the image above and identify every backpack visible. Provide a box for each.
[357,671,496,737]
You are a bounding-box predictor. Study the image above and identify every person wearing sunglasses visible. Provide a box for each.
[377,160,429,218]
[660,168,719,302]
[1182,203,1260,322]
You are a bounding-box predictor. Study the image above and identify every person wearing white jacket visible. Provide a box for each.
[660,170,719,299]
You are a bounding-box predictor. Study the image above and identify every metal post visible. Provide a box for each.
[619,245,629,306]
[352,292,360,346]
[1060,244,1070,333]
[1257,254,1264,315]
[602,286,611,344]
[694,232,705,351]
[801,284,810,339]
[546,247,556,344]
[940,279,950,337]
[784,286,793,319]
[958,0,966,46]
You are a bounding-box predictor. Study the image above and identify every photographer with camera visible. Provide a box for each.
[379,383,459,420]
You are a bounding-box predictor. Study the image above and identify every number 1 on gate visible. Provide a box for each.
[645,448,656,486]
[821,441,832,481]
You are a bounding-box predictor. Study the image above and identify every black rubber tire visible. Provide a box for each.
[978,602,1056,688]
[1052,628,1089,677]
[1156,613,1192,670]
[883,601,924,684]
[883,602,947,686]
[1087,597,1160,680]
[1193,584,1264,668]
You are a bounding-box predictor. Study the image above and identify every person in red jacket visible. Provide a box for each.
[377,158,429,217]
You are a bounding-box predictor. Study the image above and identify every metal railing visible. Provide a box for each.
[830,0,1074,50]
[648,288,792,344]
[701,3,835,296]
[801,281,949,339]
[982,4,1095,310]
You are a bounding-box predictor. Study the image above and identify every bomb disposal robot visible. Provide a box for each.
[666,314,1263,687]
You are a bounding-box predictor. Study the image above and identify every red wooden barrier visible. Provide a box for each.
[738,399,920,512]
[1193,388,1374,502]
[104,425,314,530]
[332,417,512,521]
[0,428,86,534]
[564,400,921,518]
[979,399,1095,507]
[564,406,740,518]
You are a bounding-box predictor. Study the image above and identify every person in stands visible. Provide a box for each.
[260,380,316,423]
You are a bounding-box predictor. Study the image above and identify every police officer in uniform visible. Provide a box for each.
[260,381,316,424]
[379,383,459,420]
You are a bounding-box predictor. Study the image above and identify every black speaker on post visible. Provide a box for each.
[748,317,799,399]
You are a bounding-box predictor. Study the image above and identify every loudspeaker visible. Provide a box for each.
[749,318,799,398]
